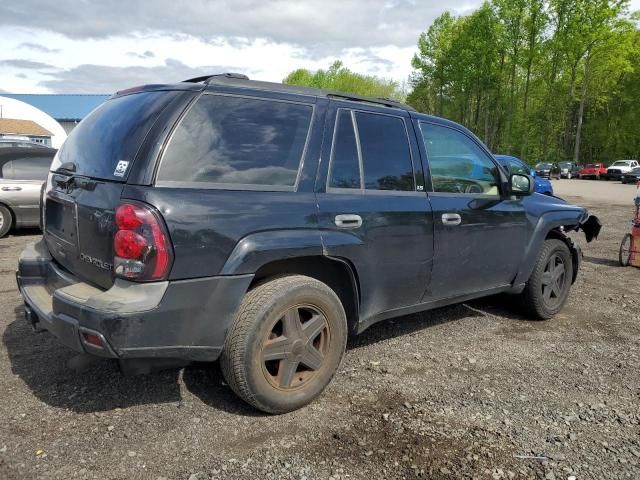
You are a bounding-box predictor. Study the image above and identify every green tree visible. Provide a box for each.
[408,0,638,165]
[283,61,403,100]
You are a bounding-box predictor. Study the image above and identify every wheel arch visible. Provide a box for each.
[512,211,584,289]
[545,229,580,283]
[250,256,361,336]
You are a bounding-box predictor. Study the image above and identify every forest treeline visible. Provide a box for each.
[285,1,640,165]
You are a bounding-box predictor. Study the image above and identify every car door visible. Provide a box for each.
[414,120,527,301]
[316,103,434,323]
[0,156,50,226]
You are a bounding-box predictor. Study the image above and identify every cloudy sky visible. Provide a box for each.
[1,0,639,94]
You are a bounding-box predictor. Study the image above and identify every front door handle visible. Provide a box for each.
[441,213,462,226]
[335,214,363,229]
[1,186,22,191]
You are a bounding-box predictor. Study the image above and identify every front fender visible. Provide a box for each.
[512,210,586,288]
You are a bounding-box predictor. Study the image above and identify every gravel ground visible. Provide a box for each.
[0,186,638,480]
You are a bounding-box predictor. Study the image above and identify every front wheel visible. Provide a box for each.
[619,233,632,267]
[221,275,348,414]
[521,239,573,319]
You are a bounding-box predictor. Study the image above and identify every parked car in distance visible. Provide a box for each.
[495,155,553,195]
[0,146,56,238]
[535,162,561,179]
[558,161,580,179]
[578,163,607,180]
[606,160,639,181]
[16,73,601,413]
[621,167,640,184]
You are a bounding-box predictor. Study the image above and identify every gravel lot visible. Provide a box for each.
[1,180,638,480]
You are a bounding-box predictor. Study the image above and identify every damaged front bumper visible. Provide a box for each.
[576,213,602,243]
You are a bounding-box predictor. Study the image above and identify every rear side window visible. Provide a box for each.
[2,157,52,180]
[328,110,415,192]
[329,110,360,189]
[158,95,313,187]
[356,112,414,191]
[51,91,178,181]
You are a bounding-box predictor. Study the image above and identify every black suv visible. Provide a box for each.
[17,74,601,413]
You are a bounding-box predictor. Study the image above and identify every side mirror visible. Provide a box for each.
[510,173,534,196]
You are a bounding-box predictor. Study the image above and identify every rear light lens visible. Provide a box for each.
[113,201,173,281]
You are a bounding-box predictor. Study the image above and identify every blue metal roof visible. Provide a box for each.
[1,94,110,121]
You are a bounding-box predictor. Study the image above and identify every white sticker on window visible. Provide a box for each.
[114,160,129,177]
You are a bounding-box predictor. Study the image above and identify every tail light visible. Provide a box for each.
[113,201,173,281]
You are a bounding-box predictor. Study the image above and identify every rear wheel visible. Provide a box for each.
[619,233,632,267]
[0,205,12,238]
[521,239,573,319]
[221,275,348,414]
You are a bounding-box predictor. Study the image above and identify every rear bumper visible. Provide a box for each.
[16,239,253,362]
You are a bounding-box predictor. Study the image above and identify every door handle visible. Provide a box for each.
[441,213,462,226]
[335,214,363,229]
[1,186,22,191]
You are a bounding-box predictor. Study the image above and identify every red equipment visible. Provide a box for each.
[619,181,640,267]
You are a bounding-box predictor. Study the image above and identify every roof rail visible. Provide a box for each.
[326,93,415,111]
[182,73,250,84]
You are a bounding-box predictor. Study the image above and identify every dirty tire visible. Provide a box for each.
[521,239,573,320]
[0,205,12,238]
[220,275,348,414]
[619,233,632,267]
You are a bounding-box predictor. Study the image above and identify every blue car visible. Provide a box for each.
[495,155,554,195]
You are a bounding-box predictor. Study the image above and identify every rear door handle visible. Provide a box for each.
[1,186,22,191]
[335,214,363,229]
[441,213,462,226]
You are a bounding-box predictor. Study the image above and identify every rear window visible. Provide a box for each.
[157,94,313,188]
[2,156,52,180]
[51,91,178,181]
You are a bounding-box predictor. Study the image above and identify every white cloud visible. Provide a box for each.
[1,0,638,93]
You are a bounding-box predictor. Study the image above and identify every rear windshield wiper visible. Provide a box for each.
[56,162,77,174]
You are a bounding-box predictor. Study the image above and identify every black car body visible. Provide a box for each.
[558,162,580,179]
[16,74,601,412]
[535,162,561,179]
[621,167,640,184]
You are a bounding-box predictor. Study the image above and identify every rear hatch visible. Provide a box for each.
[44,90,181,289]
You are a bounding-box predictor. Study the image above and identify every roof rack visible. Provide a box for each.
[181,73,414,111]
[182,73,250,84]
[326,93,414,111]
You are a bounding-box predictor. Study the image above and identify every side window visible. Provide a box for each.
[508,159,529,175]
[3,157,51,181]
[419,122,500,195]
[158,95,313,187]
[329,110,361,189]
[1,160,12,179]
[355,112,415,191]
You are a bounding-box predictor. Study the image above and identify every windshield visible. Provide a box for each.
[631,167,640,174]
[51,91,178,181]
[612,161,631,167]
[559,162,572,168]
[536,163,552,169]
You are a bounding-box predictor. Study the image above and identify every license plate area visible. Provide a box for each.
[45,197,77,245]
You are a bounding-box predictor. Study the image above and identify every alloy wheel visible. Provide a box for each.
[261,305,330,390]
[540,253,566,309]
